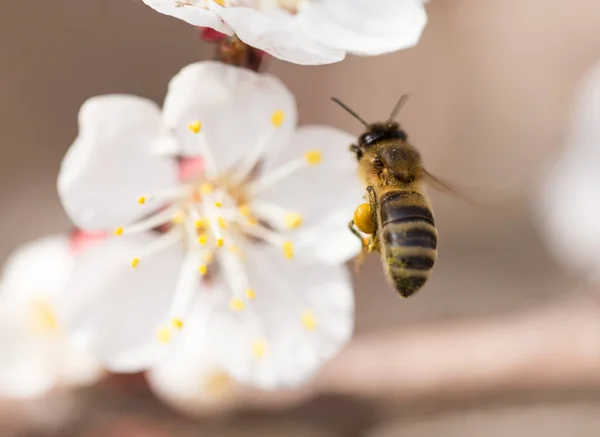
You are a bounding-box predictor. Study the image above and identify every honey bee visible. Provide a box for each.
[333,95,455,298]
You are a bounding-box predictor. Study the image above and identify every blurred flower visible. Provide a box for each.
[0,236,103,399]
[57,61,361,389]
[536,60,600,277]
[142,0,427,65]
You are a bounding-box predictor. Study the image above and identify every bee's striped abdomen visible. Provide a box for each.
[378,190,438,297]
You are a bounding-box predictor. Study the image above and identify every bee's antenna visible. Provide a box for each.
[330,97,370,128]
[388,94,410,122]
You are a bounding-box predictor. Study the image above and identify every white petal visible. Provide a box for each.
[162,61,297,171]
[147,292,242,415]
[58,95,179,231]
[536,61,600,274]
[206,243,354,390]
[0,315,57,399]
[0,236,73,308]
[255,126,364,264]
[211,5,345,65]
[56,233,187,372]
[56,338,105,389]
[297,0,427,56]
[142,0,233,34]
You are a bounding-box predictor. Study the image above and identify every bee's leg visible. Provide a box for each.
[348,220,371,273]
[366,185,380,249]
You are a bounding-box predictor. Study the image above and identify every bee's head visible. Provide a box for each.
[358,122,407,149]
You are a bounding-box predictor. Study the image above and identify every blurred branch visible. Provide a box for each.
[313,290,600,403]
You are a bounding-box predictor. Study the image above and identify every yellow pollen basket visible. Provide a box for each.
[284,212,303,229]
[229,298,245,312]
[354,203,374,234]
[188,120,202,133]
[252,338,268,358]
[301,310,318,331]
[304,150,322,165]
[271,110,285,127]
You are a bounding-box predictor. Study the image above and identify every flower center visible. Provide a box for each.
[113,110,323,353]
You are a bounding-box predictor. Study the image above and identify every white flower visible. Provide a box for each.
[536,60,600,276]
[56,61,362,389]
[142,0,428,65]
[0,236,104,399]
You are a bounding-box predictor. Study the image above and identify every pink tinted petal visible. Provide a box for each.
[178,157,204,183]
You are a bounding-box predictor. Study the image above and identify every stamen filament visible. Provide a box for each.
[235,127,277,183]
[134,230,182,264]
[116,206,179,236]
[250,158,305,193]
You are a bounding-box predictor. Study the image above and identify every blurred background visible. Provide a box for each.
[2,0,600,435]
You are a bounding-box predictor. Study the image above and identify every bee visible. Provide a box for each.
[332,95,456,298]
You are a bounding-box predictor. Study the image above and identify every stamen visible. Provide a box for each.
[157,327,172,344]
[235,111,283,182]
[198,264,208,275]
[271,109,285,127]
[195,218,207,229]
[130,231,182,268]
[251,338,268,358]
[229,298,245,312]
[214,201,223,208]
[198,234,208,245]
[301,310,318,331]
[217,217,227,229]
[114,227,124,236]
[117,206,179,236]
[250,159,306,193]
[188,120,202,133]
[284,212,303,229]
[245,288,256,299]
[304,150,322,165]
[172,212,185,225]
[200,183,213,195]
[216,238,224,247]
[172,318,184,330]
[212,0,226,6]
[138,196,146,204]
[282,241,294,259]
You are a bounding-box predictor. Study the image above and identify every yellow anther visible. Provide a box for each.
[137,196,147,204]
[282,241,294,260]
[212,0,226,6]
[195,218,206,229]
[172,318,184,330]
[271,110,285,127]
[172,213,185,225]
[29,300,59,332]
[252,338,268,358]
[114,227,124,236]
[198,234,208,245]
[245,288,256,299]
[304,150,322,165]
[229,298,245,312]
[216,238,224,247]
[217,217,227,229]
[284,212,303,229]
[157,327,172,344]
[188,121,202,133]
[200,183,213,194]
[198,264,208,275]
[131,258,140,268]
[301,310,318,331]
[214,201,223,208]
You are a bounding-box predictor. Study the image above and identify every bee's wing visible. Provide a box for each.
[422,169,475,205]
